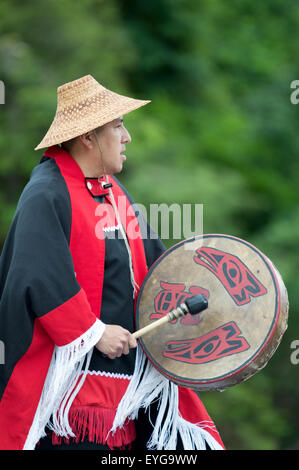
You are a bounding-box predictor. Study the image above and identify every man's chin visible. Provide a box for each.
[110,165,123,175]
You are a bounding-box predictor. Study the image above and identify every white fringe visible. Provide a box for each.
[111,344,224,450]
[23,318,105,450]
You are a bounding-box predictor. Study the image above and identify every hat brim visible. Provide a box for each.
[35,93,150,151]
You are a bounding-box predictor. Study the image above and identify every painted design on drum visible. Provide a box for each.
[163,321,250,364]
[150,281,210,325]
[193,247,267,306]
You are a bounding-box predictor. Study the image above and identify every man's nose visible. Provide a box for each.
[122,127,132,143]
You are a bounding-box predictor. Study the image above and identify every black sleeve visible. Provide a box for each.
[0,177,79,318]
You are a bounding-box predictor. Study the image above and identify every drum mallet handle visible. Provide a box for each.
[132,294,208,339]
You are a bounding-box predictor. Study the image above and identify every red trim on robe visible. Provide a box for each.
[44,146,106,319]
[0,321,54,450]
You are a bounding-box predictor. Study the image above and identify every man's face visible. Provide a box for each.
[95,116,131,175]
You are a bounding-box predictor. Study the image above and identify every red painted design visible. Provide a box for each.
[150,281,210,325]
[163,321,250,364]
[193,247,267,306]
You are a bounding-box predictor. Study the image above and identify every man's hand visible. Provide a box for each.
[95,324,137,359]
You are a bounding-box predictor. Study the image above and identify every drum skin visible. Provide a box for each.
[135,234,289,391]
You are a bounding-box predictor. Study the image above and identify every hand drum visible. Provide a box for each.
[135,234,288,391]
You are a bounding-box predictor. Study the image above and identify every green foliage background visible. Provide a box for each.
[0,0,298,450]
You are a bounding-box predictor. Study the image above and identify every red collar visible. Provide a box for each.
[85,177,111,197]
[44,145,111,197]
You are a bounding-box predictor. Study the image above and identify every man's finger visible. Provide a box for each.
[129,335,137,349]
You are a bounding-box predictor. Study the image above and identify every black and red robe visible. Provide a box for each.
[0,145,224,450]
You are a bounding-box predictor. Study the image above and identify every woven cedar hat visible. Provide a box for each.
[35,75,150,150]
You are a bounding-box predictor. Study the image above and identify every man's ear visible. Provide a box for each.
[78,132,93,149]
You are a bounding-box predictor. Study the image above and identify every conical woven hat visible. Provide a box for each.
[35,75,150,150]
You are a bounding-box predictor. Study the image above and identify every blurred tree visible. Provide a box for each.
[0,0,139,237]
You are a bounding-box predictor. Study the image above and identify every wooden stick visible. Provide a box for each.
[132,294,208,340]
[132,304,188,339]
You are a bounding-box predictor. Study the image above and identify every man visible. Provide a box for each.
[0,75,224,450]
